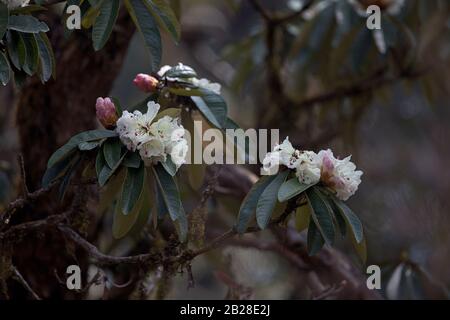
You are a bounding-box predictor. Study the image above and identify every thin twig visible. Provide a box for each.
[17,154,29,197]
[273,0,314,25]
[0,179,59,227]
[57,225,161,267]
[249,0,272,21]
[312,281,347,300]
[189,229,237,258]
[186,264,195,290]
[12,266,41,300]
[0,214,65,239]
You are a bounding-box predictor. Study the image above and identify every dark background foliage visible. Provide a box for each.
[0,0,449,299]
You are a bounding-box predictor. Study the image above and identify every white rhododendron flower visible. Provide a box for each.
[116,101,187,170]
[274,137,297,168]
[295,151,321,185]
[261,137,296,175]
[191,78,222,95]
[261,138,363,200]
[0,0,29,9]
[170,139,189,168]
[157,65,172,77]
[262,151,281,175]
[318,149,363,201]
[157,63,222,94]
[116,101,160,151]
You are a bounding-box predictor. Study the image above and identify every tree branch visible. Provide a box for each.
[12,266,41,300]
[57,225,161,267]
[0,180,58,227]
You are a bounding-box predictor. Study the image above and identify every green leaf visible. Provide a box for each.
[145,0,180,42]
[97,164,112,187]
[98,167,125,213]
[306,187,336,245]
[236,174,277,233]
[113,201,141,238]
[161,155,177,176]
[11,4,47,15]
[113,172,148,239]
[96,150,112,187]
[154,178,168,219]
[152,164,183,221]
[103,138,122,169]
[307,218,325,255]
[165,63,196,78]
[352,235,367,264]
[0,3,9,41]
[97,147,126,187]
[121,163,145,215]
[168,87,203,96]
[21,33,39,75]
[59,155,82,201]
[153,107,180,121]
[8,15,49,33]
[331,196,363,243]
[34,32,56,82]
[92,0,120,51]
[324,193,346,237]
[277,177,316,202]
[0,51,11,86]
[256,171,289,229]
[48,130,117,168]
[191,89,228,129]
[113,178,154,239]
[78,140,101,151]
[81,1,102,29]
[6,31,26,70]
[111,96,123,116]
[124,0,162,71]
[123,151,142,168]
[42,153,76,187]
[295,204,310,232]
[152,164,187,241]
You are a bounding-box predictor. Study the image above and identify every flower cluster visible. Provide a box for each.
[262,138,363,200]
[157,63,222,94]
[132,63,221,95]
[115,101,188,170]
[0,0,29,9]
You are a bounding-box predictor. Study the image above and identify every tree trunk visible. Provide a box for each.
[10,9,134,299]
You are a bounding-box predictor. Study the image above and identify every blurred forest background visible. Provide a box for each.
[0,0,449,299]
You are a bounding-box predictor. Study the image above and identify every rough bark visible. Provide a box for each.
[16,11,134,189]
[9,9,135,299]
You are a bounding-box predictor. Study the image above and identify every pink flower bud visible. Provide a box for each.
[319,150,336,187]
[133,73,159,93]
[96,97,118,129]
[322,154,335,175]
